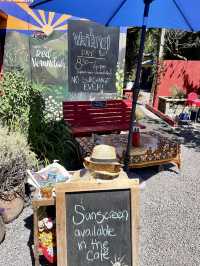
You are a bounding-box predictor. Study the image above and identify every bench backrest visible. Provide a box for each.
[63,100,131,128]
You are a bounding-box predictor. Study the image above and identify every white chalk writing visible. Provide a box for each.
[32,48,65,69]
[73,30,111,51]
[72,204,129,225]
[74,224,116,238]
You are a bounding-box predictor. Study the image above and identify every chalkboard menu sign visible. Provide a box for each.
[67,190,131,265]
[68,20,120,99]
[56,179,139,266]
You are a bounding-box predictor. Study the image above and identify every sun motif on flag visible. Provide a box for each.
[110,255,128,266]
[0,2,72,35]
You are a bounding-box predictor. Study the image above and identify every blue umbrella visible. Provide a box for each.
[30,0,200,170]
[30,0,200,31]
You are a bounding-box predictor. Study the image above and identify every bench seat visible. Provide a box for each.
[63,100,145,137]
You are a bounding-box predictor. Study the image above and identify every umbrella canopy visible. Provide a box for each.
[30,0,200,31]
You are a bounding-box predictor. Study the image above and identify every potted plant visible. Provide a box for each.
[158,85,187,116]
[135,105,145,122]
[0,126,37,223]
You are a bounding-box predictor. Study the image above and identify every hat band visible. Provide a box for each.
[90,157,118,163]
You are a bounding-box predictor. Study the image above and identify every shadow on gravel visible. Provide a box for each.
[142,116,200,152]
[172,126,200,151]
[24,214,34,266]
[128,163,179,182]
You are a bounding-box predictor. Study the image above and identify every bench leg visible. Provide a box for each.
[173,153,181,170]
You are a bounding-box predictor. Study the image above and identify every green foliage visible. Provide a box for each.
[0,70,42,133]
[0,125,37,197]
[135,106,145,121]
[170,85,186,99]
[115,63,125,98]
[164,30,200,60]
[28,118,82,171]
[125,28,160,82]
[125,28,140,82]
[144,29,161,55]
[44,95,63,121]
[28,92,82,170]
[0,70,82,171]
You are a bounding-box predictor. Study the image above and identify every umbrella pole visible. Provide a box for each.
[124,0,152,172]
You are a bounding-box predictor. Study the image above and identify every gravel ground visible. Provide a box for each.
[0,110,200,266]
[138,112,200,266]
[0,206,34,266]
[139,146,200,266]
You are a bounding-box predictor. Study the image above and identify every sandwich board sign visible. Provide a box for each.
[56,178,139,266]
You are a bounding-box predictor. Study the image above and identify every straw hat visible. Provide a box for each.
[83,144,122,177]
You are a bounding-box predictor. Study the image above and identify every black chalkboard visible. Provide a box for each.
[66,190,132,266]
[68,20,120,95]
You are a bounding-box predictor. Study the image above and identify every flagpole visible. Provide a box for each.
[124,0,152,172]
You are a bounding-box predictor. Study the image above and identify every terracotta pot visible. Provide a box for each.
[0,184,25,223]
[0,216,5,244]
[0,197,24,224]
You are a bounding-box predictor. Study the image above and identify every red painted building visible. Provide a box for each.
[153,60,200,109]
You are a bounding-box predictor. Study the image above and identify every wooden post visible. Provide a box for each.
[56,192,67,266]
[32,198,55,266]
[33,206,40,266]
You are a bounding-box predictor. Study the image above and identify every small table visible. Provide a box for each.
[77,132,181,169]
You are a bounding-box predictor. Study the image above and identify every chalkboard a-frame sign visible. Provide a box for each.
[68,19,120,96]
[56,179,139,266]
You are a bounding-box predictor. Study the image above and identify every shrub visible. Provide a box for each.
[115,63,125,99]
[28,118,82,171]
[28,92,82,170]
[0,70,82,171]
[135,106,145,121]
[0,70,42,133]
[0,126,37,200]
[170,85,186,99]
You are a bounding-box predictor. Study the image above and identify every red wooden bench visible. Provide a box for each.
[63,99,144,137]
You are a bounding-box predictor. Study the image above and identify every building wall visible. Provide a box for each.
[153,60,200,109]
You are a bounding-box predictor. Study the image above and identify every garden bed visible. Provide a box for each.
[158,96,187,117]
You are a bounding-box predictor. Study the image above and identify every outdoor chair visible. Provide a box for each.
[186,92,200,122]
[186,92,199,105]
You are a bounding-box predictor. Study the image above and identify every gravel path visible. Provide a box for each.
[139,146,200,266]
[0,206,34,266]
[0,111,200,266]
[138,111,200,266]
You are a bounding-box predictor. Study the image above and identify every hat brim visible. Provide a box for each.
[84,156,123,166]
[83,162,121,177]
[83,159,122,177]
[92,170,120,177]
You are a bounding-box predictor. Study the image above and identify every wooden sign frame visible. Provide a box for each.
[56,178,140,266]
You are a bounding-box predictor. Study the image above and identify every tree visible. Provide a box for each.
[124,28,160,82]
[164,30,200,60]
